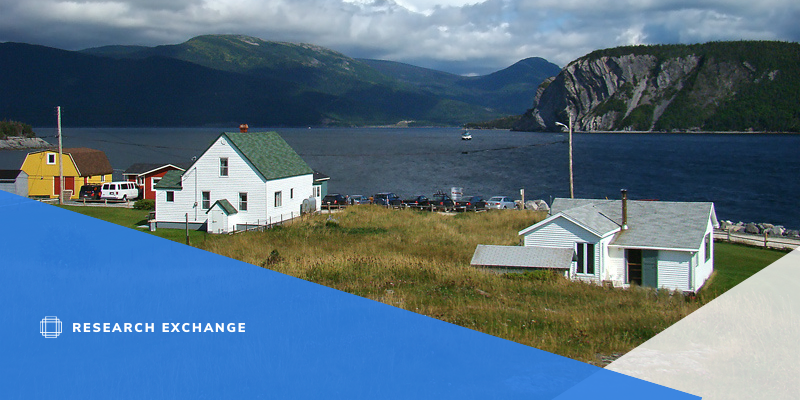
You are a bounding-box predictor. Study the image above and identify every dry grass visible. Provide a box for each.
[199,206,700,364]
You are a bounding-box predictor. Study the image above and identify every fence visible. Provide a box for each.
[714,229,799,251]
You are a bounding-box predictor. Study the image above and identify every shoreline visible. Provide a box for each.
[0,137,53,151]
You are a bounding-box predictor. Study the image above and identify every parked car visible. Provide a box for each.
[486,196,516,209]
[349,195,368,205]
[101,181,139,201]
[455,196,486,212]
[373,192,402,207]
[322,193,348,209]
[431,192,456,211]
[402,195,430,209]
[78,184,101,200]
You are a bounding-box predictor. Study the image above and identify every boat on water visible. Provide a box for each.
[461,131,472,140]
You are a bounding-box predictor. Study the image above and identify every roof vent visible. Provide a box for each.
[239,124,249,133]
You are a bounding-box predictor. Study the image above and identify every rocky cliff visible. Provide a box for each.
[514,41,800,132]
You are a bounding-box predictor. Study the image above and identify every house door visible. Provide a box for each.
[641,250,658,288]
[209,209,227,233]
[53,176,75,197]
[626,249,642,286]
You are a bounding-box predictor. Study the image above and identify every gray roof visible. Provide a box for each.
[123,163,187,176]
[470,245,573,269]
[546,198,717,251]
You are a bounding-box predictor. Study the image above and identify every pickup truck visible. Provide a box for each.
[431,192,456,212]
[402,195,430,209]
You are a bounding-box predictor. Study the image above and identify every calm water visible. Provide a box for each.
[2,127,798,228]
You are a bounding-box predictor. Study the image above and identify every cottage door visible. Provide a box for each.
[209,209,227,233]
[641,250,658,288]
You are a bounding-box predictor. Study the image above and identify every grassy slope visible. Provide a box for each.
[59,204,787,364]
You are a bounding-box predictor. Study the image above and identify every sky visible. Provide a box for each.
[1,0,799,75]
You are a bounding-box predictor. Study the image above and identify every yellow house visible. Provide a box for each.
[21,148,113,199]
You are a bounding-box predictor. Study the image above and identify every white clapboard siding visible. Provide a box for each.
[657,250,692,292]
[523,218,601,248]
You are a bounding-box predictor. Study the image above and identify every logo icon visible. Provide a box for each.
[40,316,62,338]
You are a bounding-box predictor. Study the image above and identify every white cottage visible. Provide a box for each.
[518,192,717,293]
[154,130,315,233]
[473,191,718,293]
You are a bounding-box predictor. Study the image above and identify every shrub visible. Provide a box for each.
[133,199,155,210]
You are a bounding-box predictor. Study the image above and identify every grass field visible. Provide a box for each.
[58,204,789,364]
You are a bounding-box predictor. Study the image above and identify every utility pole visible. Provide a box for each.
[568,111,574,199]
[555,109,575,199]
[57,106,64,205]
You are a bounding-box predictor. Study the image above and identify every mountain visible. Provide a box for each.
[360,57,561,114]
[2,36,521,127]
[514,41,800,132]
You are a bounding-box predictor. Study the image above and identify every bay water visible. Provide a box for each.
[2,127,797,228]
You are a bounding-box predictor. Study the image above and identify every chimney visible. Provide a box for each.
[239,124,249,133]
[621,189,628,230]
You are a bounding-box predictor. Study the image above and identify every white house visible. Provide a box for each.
[154,130,315,234]
[473,191,718,293]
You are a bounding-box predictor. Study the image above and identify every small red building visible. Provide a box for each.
[123,163,186,200]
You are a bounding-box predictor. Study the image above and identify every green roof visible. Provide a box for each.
[154,169,183,189]
[206,199,238,215]
[223,131,313,181]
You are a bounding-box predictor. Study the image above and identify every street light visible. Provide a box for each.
[555,113,574,199]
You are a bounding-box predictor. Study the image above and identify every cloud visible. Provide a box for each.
[1,0,799,75]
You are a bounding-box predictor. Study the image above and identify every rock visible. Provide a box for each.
[745,223,760,234]
[787,230,800,238]
[767,226,785,236]
[534,200,550,212]
[525,200,538,210]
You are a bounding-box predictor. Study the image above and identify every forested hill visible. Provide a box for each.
[514,41,800,132]
[1,35,558,127]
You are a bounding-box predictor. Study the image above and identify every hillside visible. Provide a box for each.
[360,57,561,114]
[514,41,800,132]
[2,36,515,127]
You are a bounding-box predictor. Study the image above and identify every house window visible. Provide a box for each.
[101,175,106,182]
[704,233,711,262]
[47,153,56,165]
[314,186,321,197]
[575,243,595,275]
[239,192,248,211]
[220,158,229,176]
[152,177,161,189]
[166,191,174,202]
[290,188,294,199]
[137,176,144,185]
[274,191,282,207]
[202,191,211,209]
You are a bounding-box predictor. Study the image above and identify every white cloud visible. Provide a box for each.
[1,0,799,74]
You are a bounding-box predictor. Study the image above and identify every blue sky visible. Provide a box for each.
[1,0,798,75]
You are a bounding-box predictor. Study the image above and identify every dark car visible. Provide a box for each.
[455,196,486,212]
[431,192,455,211]
[373,192,402,207]
[78,184,101,200]
[402,195,430,209]
[322,193,348,209]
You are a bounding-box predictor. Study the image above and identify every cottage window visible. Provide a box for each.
[202,191,211,209]
[704,233,711,262]
[274,191,282,208]
[290,188,294,199]
[152,177,161,189]
[47,153,56,165]
[220,158,229,177]
[239,192,248,211]
[166,191,174,202]
[575,243,595,275]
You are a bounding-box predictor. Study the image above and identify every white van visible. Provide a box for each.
[101,181,139,201]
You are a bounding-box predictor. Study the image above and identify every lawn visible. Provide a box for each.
[58,204,789,365]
